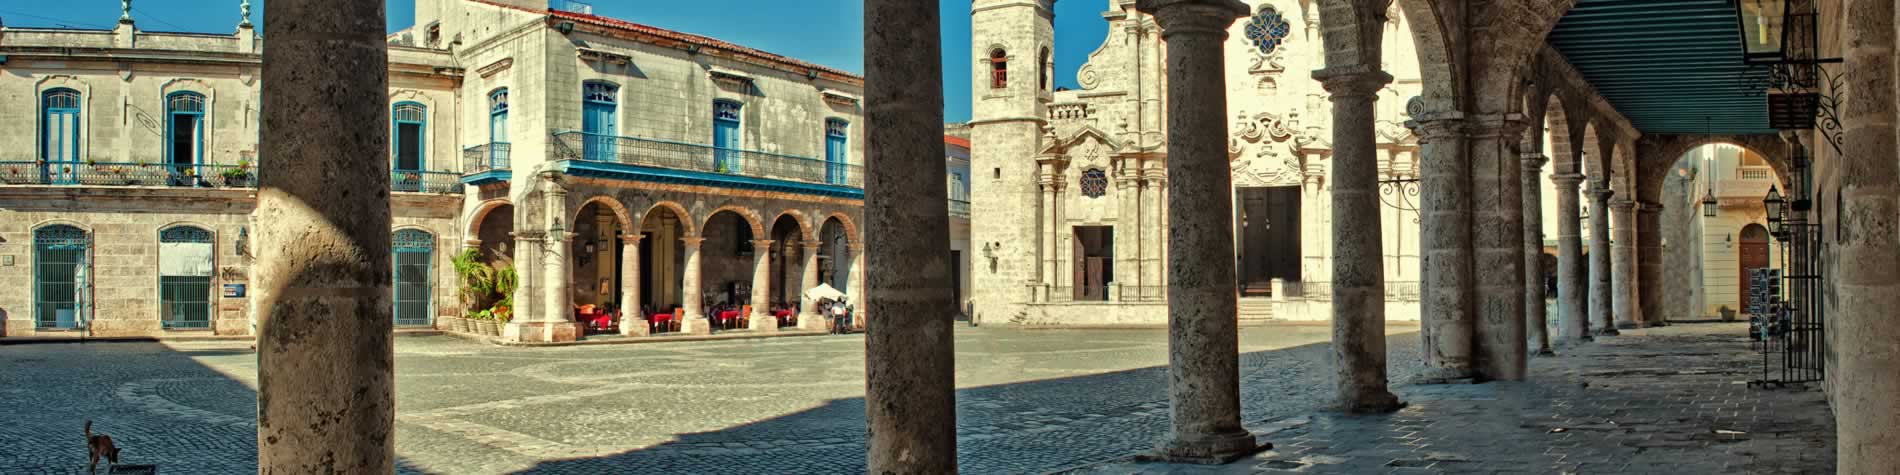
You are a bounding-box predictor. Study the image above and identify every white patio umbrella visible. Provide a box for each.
[803,283,847,302]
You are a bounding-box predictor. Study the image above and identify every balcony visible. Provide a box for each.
[551,131,863,198]
[461,143,512,185]
[949,199,970,218]
[0,160,461,194]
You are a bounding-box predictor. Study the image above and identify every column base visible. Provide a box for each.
[1149,429,1268,465]
[1340,391,1406,414]
[1416,367,1477,385]
[748,313,779,333]
[1533,348,1557,357]
[1615,321,1640,330]
[1645,321,1669,328]
[679,315,712,335]
[620,319,651,337]
[502,321,581,343]
[1596,327,1621,336]
[795,312,824,331]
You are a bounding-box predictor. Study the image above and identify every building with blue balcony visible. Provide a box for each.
[0,0,865,343]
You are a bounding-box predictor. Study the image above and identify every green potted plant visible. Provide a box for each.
[221,159,253,187]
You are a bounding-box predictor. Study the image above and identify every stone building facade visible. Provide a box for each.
[967,0,1426,325]
[0,0,864,342]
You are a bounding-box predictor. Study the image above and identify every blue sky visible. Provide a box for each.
[0,0,1112,122]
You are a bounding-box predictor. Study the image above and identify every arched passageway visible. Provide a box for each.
[571,200,627,333]
[818,216,852,291]
[637,203,688,331]
[473,203,515,268]
[769,214,807,328]
[701,208,760,331]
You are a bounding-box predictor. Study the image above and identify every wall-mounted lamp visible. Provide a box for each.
[981,241,1000,265]
[555,21,576,34]
[1725,233,1733,249]
[236,226,251,257]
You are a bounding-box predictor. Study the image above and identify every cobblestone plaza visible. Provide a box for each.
[0,323,1835,474]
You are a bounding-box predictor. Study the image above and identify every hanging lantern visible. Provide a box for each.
[1702,191,1718,218]
[1764,185,1785,235]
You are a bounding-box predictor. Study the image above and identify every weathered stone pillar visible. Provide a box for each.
[1609,198,1638,329]
[848,242,867,323]
[1587,185,1617,336]
[619,235,646,336]
[254,0,392,469]
[1139,0,1259,463]
[1040,172,1059,288]
[1522,153,1552,355]
[539,171,579,342]
[863,2,956,470]
[797,241,823,330]
[1835,0,1900,469]
[1116,171,1139,300]
[1552,173,1590,343]
[1635,203,1664,326]
[1141,169,1164,298]
[748,239,776,332]
[507,231,543,331]
[1317,66,1406,410]
[1469,115,1527,381]
[1411,114,1474,381]
[678,236,708,335]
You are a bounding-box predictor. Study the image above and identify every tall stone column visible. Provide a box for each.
[678,236,708,335]
[1609,198,1638,329]
[508,231,543,329]
[1469,115,1527,381]
[1635,203,1664,326]
[1522,153,1552,355]
[1040,174,1059,290]
[1116,172,1139,300]
[1587,186,1617,336]
[748,239,776,332]
[1835,0,1900,468]
[849,242,867,323]
[1141,169,1165,299]
[1139,0,1260,463]
[619,235,645,336]
[254,0,392,469]
[1411,115,1474,381]
[797,241,822,329]
[1317,66,1406,410]
[863,2,956,470]
[1551,173,1590,343]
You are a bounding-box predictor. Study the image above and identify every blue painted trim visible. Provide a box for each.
[560,160,863,200]
[165,91,206,169]
[461,169,511,185]
[393,101,428,171]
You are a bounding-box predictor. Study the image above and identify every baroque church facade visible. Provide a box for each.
[969,0,1427,325]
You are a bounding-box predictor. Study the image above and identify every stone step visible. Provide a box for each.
[1237,298,1273,322]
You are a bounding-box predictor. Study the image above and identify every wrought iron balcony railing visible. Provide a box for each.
[0,160,463,194]
[462,142,511,174]
[551,131,863,188]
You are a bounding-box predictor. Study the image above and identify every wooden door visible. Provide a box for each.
[1738,224,1771,311]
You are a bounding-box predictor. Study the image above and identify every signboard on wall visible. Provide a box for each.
[222,284,246,298]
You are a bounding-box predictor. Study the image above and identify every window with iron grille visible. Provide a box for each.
[393,229,436,327]
[159,226,214,330]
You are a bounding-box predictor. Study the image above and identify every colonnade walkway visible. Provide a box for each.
[1076,323,1835,474]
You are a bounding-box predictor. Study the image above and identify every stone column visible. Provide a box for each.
[1411,115,1474,381]
[1316,66,1405,409]
[863,2,956,469]
[1609,198,1638,329]
[1139,0,1259,463]
[1587,185,1617,336]
[1141,169,1164,299]
[508,231,543,330]
[1522,153,1551,355]
[619,235,646,336]
[1116,171,1139,300]
[1040,173,1059,289]
[1635,203,1664,327]
[678,236,708,335]
[254,0,392,469]
[1552,173,1590,343]
[1301,164,1327,283]
[798,241,822,329]
[849,242,867,324]
[1835,0,1900,468]
[748,239,776,332]
[540,172,578,342]
[1469,115,1527,381]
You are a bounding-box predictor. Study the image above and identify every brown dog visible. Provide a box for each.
[84,420,120,474]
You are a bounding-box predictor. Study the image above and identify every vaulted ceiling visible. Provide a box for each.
[1547,0,1777,135]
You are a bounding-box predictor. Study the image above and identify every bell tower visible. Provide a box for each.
[968,0,1055,320]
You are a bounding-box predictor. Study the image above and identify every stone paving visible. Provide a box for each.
[1072,323,1836,474]
[0,322,1423,474]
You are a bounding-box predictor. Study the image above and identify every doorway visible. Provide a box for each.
[1738,223,1770,312]
[1236,186,1302,296]
[1073,226,1113,301]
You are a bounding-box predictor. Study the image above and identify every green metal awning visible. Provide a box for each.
[1548,0,1777,135]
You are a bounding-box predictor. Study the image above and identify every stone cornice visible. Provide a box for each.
[1312,65,1394,98]
[1137,0,1248,38]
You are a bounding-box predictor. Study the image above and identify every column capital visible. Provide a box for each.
[1636,201,1664,213]
[1312,65,1394,98]
[1465,113,1528,139]
[464,239,483,247]
[511,231,546,241]
[1137,0,1248,38]
[751,239,776,247]
[801,241,822,251]
[680,236,705,247]
[847,242,866,252]
[1551,173,1586,188]
[1590,187,1615,201]
[1609,198,1636,210]
[1407,116,1466,144]
[619,234,643,244]
[1520,153,1549,169]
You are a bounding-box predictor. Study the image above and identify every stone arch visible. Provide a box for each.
[642,201,696,236]
[770,209,815,243]
[821,211,860,244]
[701,205,765,239]
[1636,134,1795,206]
[30,219,93,235]
[1391,0,1461,114]
[1466,0,1578,114]
[1544,93,1576,173]
[467,198,514,239]
[571,195,635,233]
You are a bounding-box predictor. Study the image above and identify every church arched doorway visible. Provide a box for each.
[1234,186,1301,296]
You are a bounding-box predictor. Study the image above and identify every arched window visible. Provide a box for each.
[393,229,436,327]
[989,49,1008,89]
[713,100,744,173]
[582,81,619,161]
[158,226,215,329]
[487,89,510,169]
[40,88,82,184]
[825,119,849,185]
[166,92,207,184]
[1039,47,1051,92]
[1244,5,1292,56]
[391,102,428,192]
[34,225,90,329]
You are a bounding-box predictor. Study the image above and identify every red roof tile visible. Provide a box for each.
[944,135,972,149]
